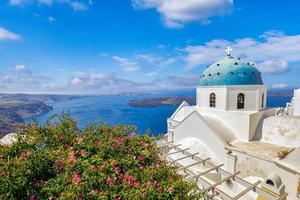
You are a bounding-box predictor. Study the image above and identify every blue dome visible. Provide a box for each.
[199,56,263,86]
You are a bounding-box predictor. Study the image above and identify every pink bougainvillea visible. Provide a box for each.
[0,113,206,199]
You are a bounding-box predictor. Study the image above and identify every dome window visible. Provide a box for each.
[247,62,250,65]
[208,74,211,76]
[217,72,220,75]
[262,93,265,108]
[209,93,216,108]
[217,64,220,66]
[237,93,245,109]
[238,57,241,60]
[235,62,238,65]
[231,72,234,75]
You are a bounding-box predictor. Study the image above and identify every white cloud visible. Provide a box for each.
[0,65,51,93]
[132,0,233,28]
[183,30,300,74]
[112,56,141,72]
[0,27,21,41]
[69,73,166,94]
[9,0,24,5]
[146,71,158,76]
[48,16,56,22]
[70,1,88,11]
[257,60,289,74]
[272,83,288,89]
[10,0,89,11]
[15,65,28,72]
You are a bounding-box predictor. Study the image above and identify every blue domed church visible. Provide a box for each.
[168,48,269,149]
[166,48,300,200]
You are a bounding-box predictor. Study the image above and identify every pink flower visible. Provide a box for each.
[155,163,160,169]
[114,167,120,174]
[138,156,144,161]
[73,172,81,184]
[65,177,71,184]
[128,135,135,141]
[128,147,133,153]
[69,154,77,164]
[79,149,87,155]
[157,187,162,193]
[147,180,152,186]
[143,191,147,198]
[115,196,122,200]
[55,158,64,164]
[30,195,35,200]
[168,187,174,193]
[107,176,113,184]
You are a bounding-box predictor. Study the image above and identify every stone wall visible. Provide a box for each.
[262,116,300,148]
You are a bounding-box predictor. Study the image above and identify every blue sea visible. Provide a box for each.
[26,90,292,136]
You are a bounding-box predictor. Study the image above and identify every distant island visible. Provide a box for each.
[128,96,196,108]
[0,94,81,135]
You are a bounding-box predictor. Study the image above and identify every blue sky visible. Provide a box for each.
[0,0,300,94]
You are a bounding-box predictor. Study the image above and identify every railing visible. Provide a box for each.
[160,143,288,200]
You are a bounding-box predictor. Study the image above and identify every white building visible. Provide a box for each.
[167,48,300,199]
[286,88,300,117]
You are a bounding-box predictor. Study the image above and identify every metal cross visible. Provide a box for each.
[225,46,233,56]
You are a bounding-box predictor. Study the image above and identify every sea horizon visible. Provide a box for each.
[25,90,293,136]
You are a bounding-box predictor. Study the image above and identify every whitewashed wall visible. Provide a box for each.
[262,116,300,148]
[197,85,267,112]
[172,111,228,163]
[293,89,300,117]
[196,87,227,110]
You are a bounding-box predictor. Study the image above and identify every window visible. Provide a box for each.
[262,93,265,108]
[237,93,245,109]
[210,93,216,107]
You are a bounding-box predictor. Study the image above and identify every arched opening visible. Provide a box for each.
[237,93,245,109]
[262,93,265,108]
[266,179,275,187]
[209,93,216,108]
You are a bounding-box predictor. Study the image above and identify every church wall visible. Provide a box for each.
[172,111,227,163]
[293,89,300,116]
[193,109,251,141]
[196,87,227,110]
[227,87,263,111]
[197,85,267,112]
[249,109,275,141]
[262,116,300,148]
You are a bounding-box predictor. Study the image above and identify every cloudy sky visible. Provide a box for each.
[0,0,300,94]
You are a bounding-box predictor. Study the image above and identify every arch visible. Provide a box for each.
[266,179,275,187]
[262,93,265,108]
[237,93,245,109]
[209,93,216,107]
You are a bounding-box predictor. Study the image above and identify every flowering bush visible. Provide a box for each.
[0,113,207,199]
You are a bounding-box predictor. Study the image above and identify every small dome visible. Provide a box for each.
[200,56,263,86]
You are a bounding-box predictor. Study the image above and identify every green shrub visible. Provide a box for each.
[0,113,207,200]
